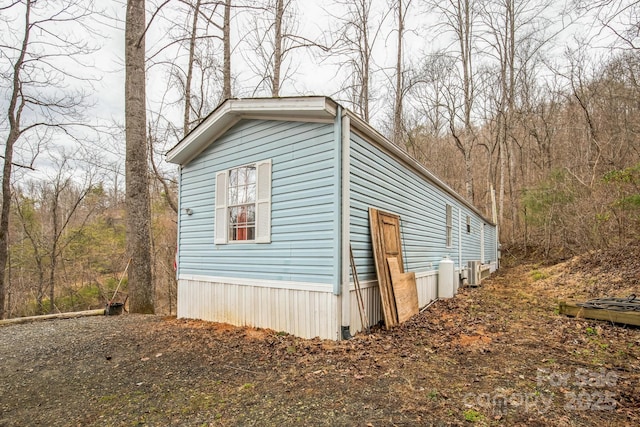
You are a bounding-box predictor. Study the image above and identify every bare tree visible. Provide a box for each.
[391,0,413,146]
[327,0,389,121]
[126,0,154,314]
[223,0,232,99]
[0,0,98,319]
[12,185,46,313]
[479,0,558,239]
[146,0,241,217]
[147,0,237,137]
[426,0,479,201]
[148,118,178,213]
[173,0,234,134]
[245,0,325,97]
[580,0,640,50]
[13,155,96,314]
[183,0,203,135]
[272,0,284,96]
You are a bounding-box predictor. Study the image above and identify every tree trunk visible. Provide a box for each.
[460,0,474,201]
[49,192,59,314]
[360,0,371,122]
[0,0,31,320]
[126,0,154,314]
[393,0,403,146]
[223,0,232,99]
[464,149,474,201]
[272,0,283,97]
[183,0,201,136]
[0,129,17,319]
[36,263,45,314]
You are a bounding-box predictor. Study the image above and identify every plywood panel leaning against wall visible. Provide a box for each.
[387,257,418,323]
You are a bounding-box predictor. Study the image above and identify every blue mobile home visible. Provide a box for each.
[166,96,498,340]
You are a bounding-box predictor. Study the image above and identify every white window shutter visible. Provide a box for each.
[215,170,228,244]
[255,159,272,243]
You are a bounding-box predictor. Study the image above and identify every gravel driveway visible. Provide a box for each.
[0,315,169,425]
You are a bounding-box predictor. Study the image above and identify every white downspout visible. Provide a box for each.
[340,111,351,338]
[458,207,462,283]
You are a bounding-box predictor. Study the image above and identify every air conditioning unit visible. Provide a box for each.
[468,260,482,287]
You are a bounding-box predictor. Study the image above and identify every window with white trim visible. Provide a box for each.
[215,159,271,244]
[446,204,452,247]
[466,215,471,233]
[228,164,256,240]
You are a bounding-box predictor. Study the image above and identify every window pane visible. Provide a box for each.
[238,206,247,224]
[227,164,258,242]
[229,186,238,205]
[238,165,256,186]
[246,166,256,186]
[229,165,257,205]
[228,204,256,241]
[237,184,256,204]
[229,206,238,223]
[228,207,237,240]
[245,183,256,203]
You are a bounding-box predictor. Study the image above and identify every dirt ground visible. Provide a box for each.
[1,246,639,426]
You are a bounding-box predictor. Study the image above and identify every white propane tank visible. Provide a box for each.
[438,256,455,298]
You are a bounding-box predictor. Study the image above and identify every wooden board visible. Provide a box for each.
[0,309,105,327]
[387,257,419,323]
[559,301,640,327]
[369,207,403,328]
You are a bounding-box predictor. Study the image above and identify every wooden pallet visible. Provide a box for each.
[559,301,640,327]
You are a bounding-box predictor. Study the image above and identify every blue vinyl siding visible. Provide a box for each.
[349,132,496,280]
[459,208,492,265]
[484,224,497,264]
[178,119,339,284]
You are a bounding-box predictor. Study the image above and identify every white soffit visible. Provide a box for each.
[166,96,338,165]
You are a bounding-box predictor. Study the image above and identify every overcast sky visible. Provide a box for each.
[93,0,618,130]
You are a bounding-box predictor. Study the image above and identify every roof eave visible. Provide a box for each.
[165,96,337,165]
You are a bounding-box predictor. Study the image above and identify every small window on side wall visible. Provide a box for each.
[466,215,471,233]
[214,159,271,244]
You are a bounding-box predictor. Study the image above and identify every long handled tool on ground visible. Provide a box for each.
[349,244,370,334]
[111,258,131,302]
[106,258,131,314]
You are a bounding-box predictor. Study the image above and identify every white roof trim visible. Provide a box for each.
[166,96,337,164]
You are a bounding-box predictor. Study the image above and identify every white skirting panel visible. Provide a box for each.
[415,271,438,307]
[177,277,340,340]
[348,280,382,335]
[348,270,439,335]
[489,261,498,273]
